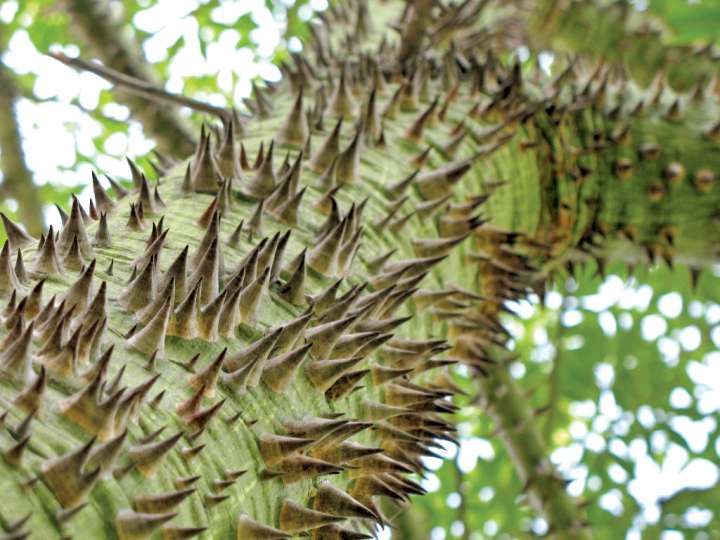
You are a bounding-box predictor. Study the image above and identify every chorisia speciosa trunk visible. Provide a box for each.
[1,0,718,539]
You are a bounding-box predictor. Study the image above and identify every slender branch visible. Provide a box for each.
[477,355,592,539]
[543,304,566,443]
[49,53,231,123]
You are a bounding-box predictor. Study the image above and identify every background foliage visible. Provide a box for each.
[413,261,720,540]
[0,0,319,232]
[0,1,719,539]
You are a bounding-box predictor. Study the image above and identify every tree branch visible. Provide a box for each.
[63,0,199,156]
[476,356,592,539]
[544,305,566,443]
[49,52,231,123]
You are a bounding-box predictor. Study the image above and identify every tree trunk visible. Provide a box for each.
[1,0,718,539]
[0,59,44,236]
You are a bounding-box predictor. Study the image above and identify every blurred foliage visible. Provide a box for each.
[0,0,317,239]
[415,261,720,540]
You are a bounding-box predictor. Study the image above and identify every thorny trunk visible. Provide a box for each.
[1,0,719,539]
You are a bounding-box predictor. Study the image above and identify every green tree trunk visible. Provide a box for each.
[1,0,718,539]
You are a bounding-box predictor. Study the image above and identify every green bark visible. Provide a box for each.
[1,0,719,539]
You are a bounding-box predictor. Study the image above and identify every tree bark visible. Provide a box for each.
[0,59,44,235]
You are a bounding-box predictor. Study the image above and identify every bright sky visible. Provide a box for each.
[1,0,718,538]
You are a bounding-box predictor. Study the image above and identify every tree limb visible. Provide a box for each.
[477,356,592,539]
[0,58,44,235]
[49,52,231,123]
[63,0,199,156]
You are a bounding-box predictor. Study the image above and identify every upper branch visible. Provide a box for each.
[65,0,198,156]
